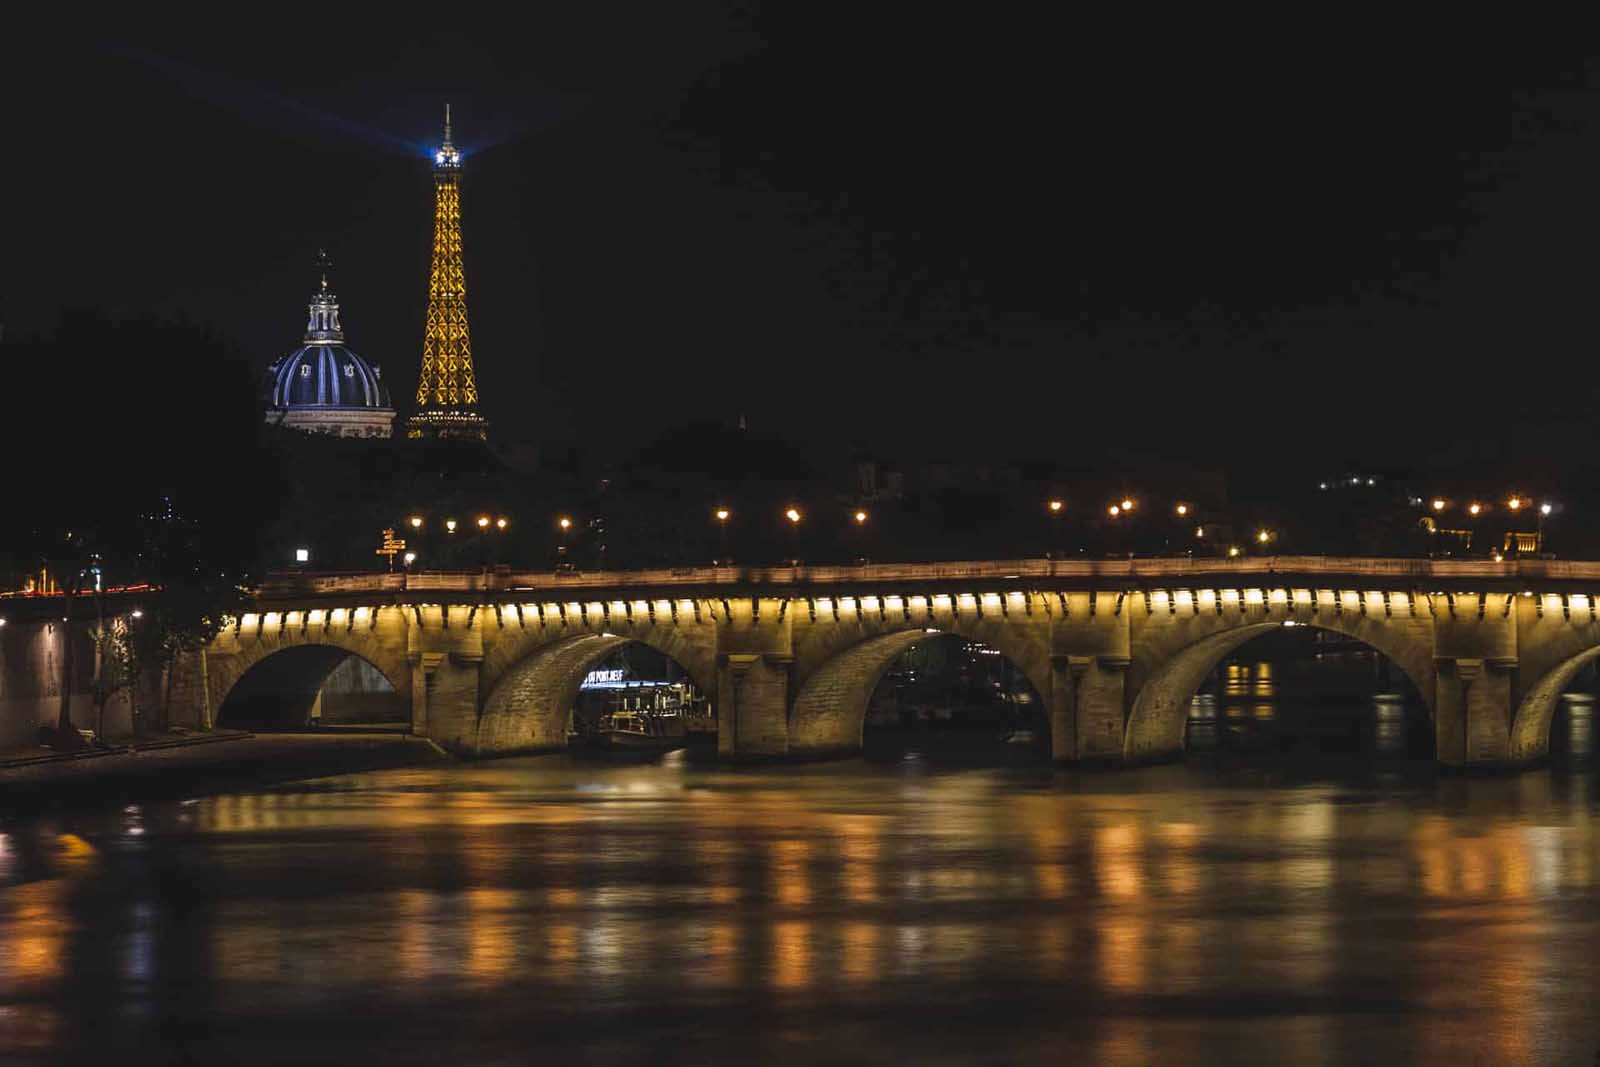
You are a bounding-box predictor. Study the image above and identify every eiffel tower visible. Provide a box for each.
[408,104,488,440]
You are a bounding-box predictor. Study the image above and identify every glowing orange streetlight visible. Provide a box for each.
[853,509,868,525]
[785,507,802,524]
[408,515,423,529]
[714,507,730,523]
[445,519,458,533]
[1108,505,1121,518]
[1469,503,1482,516]
[1432,499,1446,512]
[496,517,507,530]
[1047,499,1064,514]
[1120,498,1134,511]
[558,516,572,532]
[1507,497,1522,511]
[1174,503,1189,517]
[476,515,491,529]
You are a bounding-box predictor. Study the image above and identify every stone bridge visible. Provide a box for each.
[166,557,1600,768]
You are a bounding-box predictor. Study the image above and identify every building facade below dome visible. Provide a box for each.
[264,260,395,439]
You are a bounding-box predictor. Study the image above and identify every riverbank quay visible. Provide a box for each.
[0,732,448,817]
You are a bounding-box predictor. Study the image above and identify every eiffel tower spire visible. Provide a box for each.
[408,103,488,440]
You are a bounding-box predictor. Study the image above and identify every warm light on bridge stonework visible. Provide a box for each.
[155,557,1600,771]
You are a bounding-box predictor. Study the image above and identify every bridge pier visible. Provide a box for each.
[407,606,484,754]
[1433,595,1518,768]
[716,598,793,759]
[1049,599,1133,762]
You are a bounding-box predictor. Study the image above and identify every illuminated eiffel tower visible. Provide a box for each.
[407,104,488,440]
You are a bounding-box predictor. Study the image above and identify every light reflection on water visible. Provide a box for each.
[0,756,1597,1065]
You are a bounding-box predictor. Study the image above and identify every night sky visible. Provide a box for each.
[8,15,1600,478]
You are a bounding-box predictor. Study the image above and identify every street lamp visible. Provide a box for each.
[496,517,507,530]
[1108,505,1121,517]
[409,515,423,530]
[446,519,458,533]
[1468,503,1482,517]
[1120,498,1134,511]
[1432,499,1446,512]
[1047,499,1064,514]
[854,509,868,525]
[477,515,491,529]
[713,507,731,564]
[1257,529,1272,544]
[556,516,573,566]
[1174,503,1189,517]
[784,507,803,565]
[403,552,416,569]
[294,547,310,564]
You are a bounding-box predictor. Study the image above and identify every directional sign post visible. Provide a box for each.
[376,528,407,572]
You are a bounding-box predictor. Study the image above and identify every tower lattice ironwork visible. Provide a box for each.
[408,104,488,440]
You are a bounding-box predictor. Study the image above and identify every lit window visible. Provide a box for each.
[344,364,355,378]
[300,364,311,378]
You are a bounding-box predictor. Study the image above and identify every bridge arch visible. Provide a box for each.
[478,633,717,755]
[789,625,1052,756]
[215,644,407,731]
[1509,644,1600,762]
[1124,619,1435,763]
[204,624,412,731]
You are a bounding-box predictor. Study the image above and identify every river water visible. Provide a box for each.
[2,745,1599,1063]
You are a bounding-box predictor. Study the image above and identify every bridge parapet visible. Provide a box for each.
[255,557,1600,605]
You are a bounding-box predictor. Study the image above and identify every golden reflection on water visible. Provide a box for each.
[840,919,879,983]
[771,919,811,990]
[4,757,1600,1064]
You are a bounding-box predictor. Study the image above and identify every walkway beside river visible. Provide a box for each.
[0,732,445,815]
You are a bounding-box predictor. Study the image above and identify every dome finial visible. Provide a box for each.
[316,248,333,292]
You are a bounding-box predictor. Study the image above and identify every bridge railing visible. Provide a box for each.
[254,556,1600,601]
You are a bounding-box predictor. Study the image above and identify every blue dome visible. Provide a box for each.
[263,267,395,435]
[265,342,392,409]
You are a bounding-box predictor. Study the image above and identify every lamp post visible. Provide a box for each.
[852,508,870,565]
[713,507,731,564]
[1046,499,1064,559]
[785,507,803,566]
[557,516,573,568]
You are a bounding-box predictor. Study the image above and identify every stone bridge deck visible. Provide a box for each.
[154,558,1600,771]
